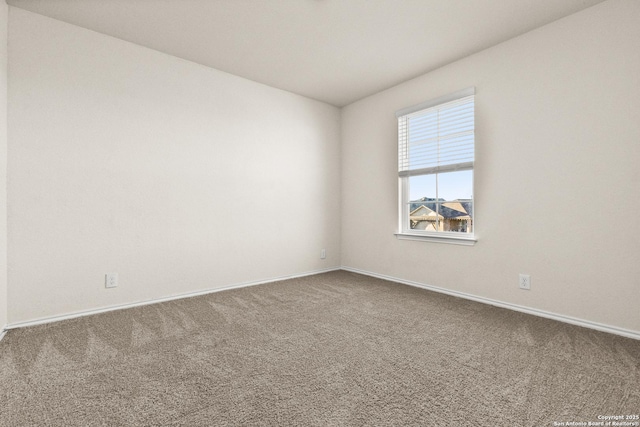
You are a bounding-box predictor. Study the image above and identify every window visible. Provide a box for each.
[396,88,475,244]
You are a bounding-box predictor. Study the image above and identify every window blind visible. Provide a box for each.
[398,90,474,177]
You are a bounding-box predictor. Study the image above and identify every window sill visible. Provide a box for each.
[395,232,477,246]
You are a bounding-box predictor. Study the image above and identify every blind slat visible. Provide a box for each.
[398,161,474,177]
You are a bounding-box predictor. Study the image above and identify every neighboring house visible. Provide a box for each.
[409,198,472,233]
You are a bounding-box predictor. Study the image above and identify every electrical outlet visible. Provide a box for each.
[105,272,118,289]
[519,274,531,290]
[321,249,326,259]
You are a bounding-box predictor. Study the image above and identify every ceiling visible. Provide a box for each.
[8,0,605,107]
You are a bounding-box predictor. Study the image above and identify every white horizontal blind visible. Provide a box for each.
[398,94,474,177]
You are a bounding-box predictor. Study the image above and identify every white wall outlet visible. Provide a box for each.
[105,272,118,288]
[519,274,531,290]
[321,249,326,259]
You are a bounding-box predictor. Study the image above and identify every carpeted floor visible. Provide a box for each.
[1,270,639,426]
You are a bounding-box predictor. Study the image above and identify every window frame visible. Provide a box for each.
[395,88,477,246]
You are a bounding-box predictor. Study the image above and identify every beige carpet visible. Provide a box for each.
[1,270,638,426]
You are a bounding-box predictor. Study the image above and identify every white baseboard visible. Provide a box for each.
[5,267,341,331]
[342,266,640,341]
[6,266,638,341]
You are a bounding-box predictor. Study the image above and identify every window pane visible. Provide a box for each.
[437,170,473,201]
[408,175,439,231]
[408,174,436,201]
[437,170,473,233]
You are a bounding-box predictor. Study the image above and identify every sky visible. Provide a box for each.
[408,169,473,201]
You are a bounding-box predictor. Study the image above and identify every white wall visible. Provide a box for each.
[6,1,639,335]
[341,0,640,333]
[0,1,7,332]
[7,8,341,324]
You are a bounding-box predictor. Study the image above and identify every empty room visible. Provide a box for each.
[0,0,638,425]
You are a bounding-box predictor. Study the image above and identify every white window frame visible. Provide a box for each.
[395,87,476,246]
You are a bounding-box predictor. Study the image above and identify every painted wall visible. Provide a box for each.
[341,0,640,333]
[0,1,7,332]
[7,8,341,323]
